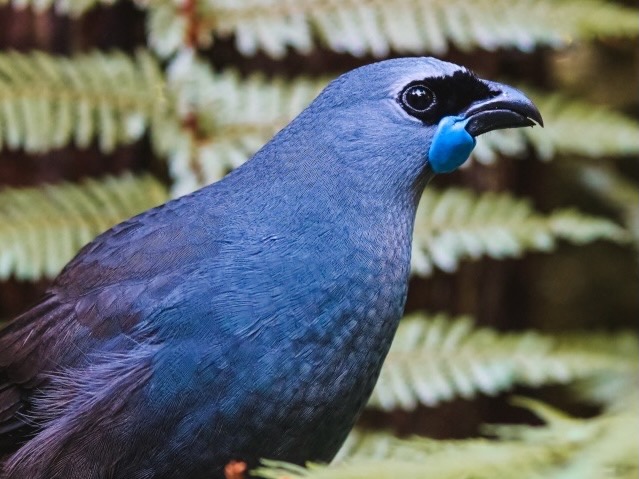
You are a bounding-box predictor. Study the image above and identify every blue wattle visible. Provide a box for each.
[428,115,476,174]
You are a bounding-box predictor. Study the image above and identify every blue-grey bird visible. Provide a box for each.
[0,57,542,479]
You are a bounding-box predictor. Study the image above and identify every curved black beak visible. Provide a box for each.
[464,81,543,137]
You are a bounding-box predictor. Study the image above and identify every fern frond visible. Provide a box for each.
[0,174,168,280]
[333,430,402,463]
[0,50,172,153]
[144,0,639,59]
[320,399,638,479]
[256,428,581,479]
[335,428,543,463]
[474,90,639,164]
[522,90,639,161]
[368,312,638,410]
[485,398,639,479]
[411,188,627,276]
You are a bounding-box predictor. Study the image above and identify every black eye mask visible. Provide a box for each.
[397,70,498,125]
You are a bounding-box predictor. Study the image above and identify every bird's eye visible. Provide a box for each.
[401,84,434,113]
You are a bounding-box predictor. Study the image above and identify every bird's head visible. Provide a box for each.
[296,57,542,194]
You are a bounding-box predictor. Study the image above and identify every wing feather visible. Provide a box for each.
[0,197,216,457]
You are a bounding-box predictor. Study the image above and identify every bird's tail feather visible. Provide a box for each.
[1,349,154,479]
[0,294,74,458]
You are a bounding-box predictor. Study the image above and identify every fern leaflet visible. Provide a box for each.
[0,50,171,153]
[143,0,639,59]
[369,312,638,410]
[0,174,167,280]
[411,188,627,276]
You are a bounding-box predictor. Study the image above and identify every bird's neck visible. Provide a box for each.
[221,141,420,325]
[221,118,427,236]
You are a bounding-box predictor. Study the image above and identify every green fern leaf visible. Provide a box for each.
[368,312,638,410]
[0,50,172,153]
[256,398,638,478]
[333,430,402,463]
[411,188,627,276]
[256,433,578,479]
[343,400,637,478]
[523,90,639,160]
[144,0,639,59]
[485,398,639,479]
[5,0,636,57]
[328,398,639,479]
[0,174,168,280]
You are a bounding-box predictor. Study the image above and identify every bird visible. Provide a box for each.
[0,57,542,479]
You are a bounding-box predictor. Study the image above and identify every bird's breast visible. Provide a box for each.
[224,220,413,462]
[170,206,417,466]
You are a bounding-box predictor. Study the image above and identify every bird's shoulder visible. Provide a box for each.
[58,191,225,292]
